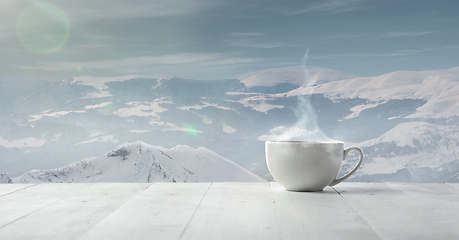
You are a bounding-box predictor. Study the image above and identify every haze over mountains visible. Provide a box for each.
[1,65,459,183]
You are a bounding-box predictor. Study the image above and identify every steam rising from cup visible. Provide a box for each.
[269,49,334,142]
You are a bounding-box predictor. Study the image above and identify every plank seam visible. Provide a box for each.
[74,183,156,239]
[141,183,155,192]
[332,186,387,240]
[0,184,93,230]
[0,184,37,198]
[178,182,213,240]
[269,182,283,240]
[387,182,454,220]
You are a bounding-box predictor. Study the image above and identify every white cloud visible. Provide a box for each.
[288,0,366,15]
[177,102,232,111]
[82,91,113,99]
[75,135,119,145]
[0,136,46,148]
[56,0,220,20]
[230,32,267,37]
[129,129,151,133]
[0,0,220,44]
[114,100,170,118]
[222,124,237,134]
[226,39,295,49]
[310,45,459,60]
[322,31,434,41]
[72,74,171,92]
[19,53,264,72]
[30,110,86,121]
[234,95,284,113]
[381,31,433,38]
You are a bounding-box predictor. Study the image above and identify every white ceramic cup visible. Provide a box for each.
[265,141,363,191]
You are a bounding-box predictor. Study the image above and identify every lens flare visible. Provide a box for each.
[16,3,70,54]
[100,102,117,115]
[183,125,199,137]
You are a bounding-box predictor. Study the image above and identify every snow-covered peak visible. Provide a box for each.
[284,67,459,118]
[236,66,360,87]
[0,173,12,184]
[11,141,265,183]
[347,122,459,178]
[358,122,459,149]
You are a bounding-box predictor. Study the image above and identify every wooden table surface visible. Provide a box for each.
[0,182,458,240]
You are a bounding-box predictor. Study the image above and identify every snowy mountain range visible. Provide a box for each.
[340,122,459,182]
[4,141,264,183]
[1,65,459,183]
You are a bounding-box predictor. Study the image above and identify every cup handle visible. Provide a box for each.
[328,147,364,187]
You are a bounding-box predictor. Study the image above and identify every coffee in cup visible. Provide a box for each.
[265,141,363,191]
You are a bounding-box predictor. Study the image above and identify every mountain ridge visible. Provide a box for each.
[6,141,265,183]
[1,65,459,182]
[237,65,360,87]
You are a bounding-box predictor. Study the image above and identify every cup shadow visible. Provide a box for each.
[331,185,391,195]
[284,187,338,194]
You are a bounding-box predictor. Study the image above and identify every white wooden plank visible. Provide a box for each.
[446,183,459,191]
[78,182,212,240]
[0,183,93,228]
[271,182,383,240]
[334,182,459,239]
[0,183,150,240]
[389,183,459,237]
[1,182,456,240]
[0,184,35,197]
[181,182,279,240]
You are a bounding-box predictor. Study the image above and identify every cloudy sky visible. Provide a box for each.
[1,0,459,81]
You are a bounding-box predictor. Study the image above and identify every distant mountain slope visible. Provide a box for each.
[285,67,459,119]
[0,77,50,112]
[0,173,12,183]
[2,66,459,183]
[10,142,265,183]
[342,122,459,182]
[237,66,360,87]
